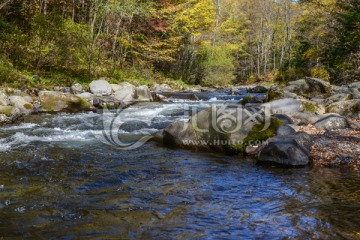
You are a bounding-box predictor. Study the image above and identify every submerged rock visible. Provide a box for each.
[257,132,313,167]
[39,91,91,112]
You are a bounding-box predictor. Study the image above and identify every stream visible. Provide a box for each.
[1,90,360,239]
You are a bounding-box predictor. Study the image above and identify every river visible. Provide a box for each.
[0,91,360,239]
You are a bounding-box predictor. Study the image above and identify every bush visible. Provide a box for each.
[311,67,330,80]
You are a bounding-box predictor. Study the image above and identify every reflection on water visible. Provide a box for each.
[0,101,360,238]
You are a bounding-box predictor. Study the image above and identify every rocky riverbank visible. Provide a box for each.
[155,78,360,168]
[1,77,359,168]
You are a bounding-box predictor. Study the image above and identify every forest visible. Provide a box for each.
[0,0,359,88]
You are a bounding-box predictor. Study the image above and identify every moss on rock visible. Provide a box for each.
[231,117,284,153]
[266,89,283,102]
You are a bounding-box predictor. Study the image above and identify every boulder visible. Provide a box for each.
[265,89,298,102]
[271,114,294,125]
[154,84,172,92]
[152,93,168,102]
[332,85,351,95]
[163,121,208,150]
[135,85,153,101]
[53,86,73,94]
[326,99,360,118]
[89,80,112,95]
[22,95,33,103]
[248,86,268,94]
[290,112,320,125]
[349,82,360,89]
[76,92,94,100]
[162,106,284,154]
[351,88,360,99]
[8,95,34,114]
[257,132,313,167]
[0,106,23,124]
[110,84,121,92]
[324,94,353,106]
[314,114,350,131]
[0,93,9,106]
[240,95,265,104]
[277,124,296,136]
[190,107,284,154]
[39,91,91,112]
[284,78,331,97]
[0,88,22,96]
[93,96,120,109]
[310,98,325,104]
[71,83,84,94]
[114,85,136,103]
[300,100,326,114]
[262,98,304,114]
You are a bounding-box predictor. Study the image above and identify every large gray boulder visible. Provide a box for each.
[162,106,284,154]
[135,85,153,101]
[350,82,360,89]
[39,91,91,112]
[0,92,9,106]
[257,132,313,167]
[163,121,209,150]
[325,93,353,106]
[326,99,360,118]
[0,106,23,124]
[8,95,34,114]
[300,100,326,114]
[277,124,296,136]
[110,84,121,92]
[71,83,84,94]
[262,98,304,114]
[290,112,320,125]
[314,114,350,131]
[114,86,135,104]
[332,85,351,95]
[89,80,112,96]
[76,92,94,100]
[283,78,331,97]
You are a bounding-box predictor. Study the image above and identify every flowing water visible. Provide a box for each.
[1,91,360,239]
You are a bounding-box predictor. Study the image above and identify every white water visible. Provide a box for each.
[0,99,228,152]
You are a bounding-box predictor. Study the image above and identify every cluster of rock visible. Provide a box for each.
[265,78,360,119]
[0,79,164,125]
[155,78,360,168]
